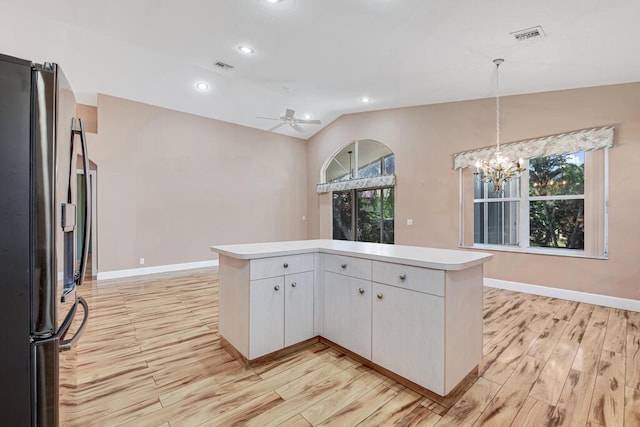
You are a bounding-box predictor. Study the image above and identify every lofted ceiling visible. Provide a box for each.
[1,0,639,140]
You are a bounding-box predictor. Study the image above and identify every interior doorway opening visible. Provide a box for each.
[76,169,97,279]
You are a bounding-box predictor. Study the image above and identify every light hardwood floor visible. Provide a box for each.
[59,268,640,426]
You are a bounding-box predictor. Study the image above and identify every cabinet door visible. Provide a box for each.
[249,276,284,359]
[284,271,314,347]
[323,271,372,359]
[372,283,445,394]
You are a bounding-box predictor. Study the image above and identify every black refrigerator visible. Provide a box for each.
[0,53,91,426]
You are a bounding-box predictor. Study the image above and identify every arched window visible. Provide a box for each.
[318,140,395,244]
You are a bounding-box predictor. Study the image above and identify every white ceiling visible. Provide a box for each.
[2,0,639,140]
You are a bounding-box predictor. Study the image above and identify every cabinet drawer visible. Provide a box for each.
[324,254,372,280]
[250,253,314,280]
[372,261,444,296]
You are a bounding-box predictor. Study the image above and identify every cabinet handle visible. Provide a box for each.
[341,263,347,269]
[274,285,280,291]
[291,282,297,288]
[399,274,407,280]
[358,288,365,295]
[283,263,289,268]
[377,293,383,299]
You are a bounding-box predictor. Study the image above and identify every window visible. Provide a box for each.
[325,140,395,183]
[473,152,586,251]
[456,126,612,258]
[529,153,585,250]
[473,179,520,246]
[319,139,395,244]
[333,187,394,243]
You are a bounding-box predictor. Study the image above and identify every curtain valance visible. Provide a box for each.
[316,175,395,194]
[453,126,614,170]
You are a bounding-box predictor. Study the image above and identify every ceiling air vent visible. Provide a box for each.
[214,61,234,71]
[511,25,545,41]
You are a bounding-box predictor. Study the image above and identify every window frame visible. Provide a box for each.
[459,149,609,259]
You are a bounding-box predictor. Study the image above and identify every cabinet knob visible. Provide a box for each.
[341,263,347,269]
[377,293,383,299]
[358,288,365,295]
[399,274,407,280]
[291,282,297,288]
[274,285,280,291]
[283,263,289,268]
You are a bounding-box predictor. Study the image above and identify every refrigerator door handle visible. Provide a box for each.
[59,296,89,351]
[35,296,77,345]
[66,117,91,287]
[35,295,89,351]
[76,118,91,286]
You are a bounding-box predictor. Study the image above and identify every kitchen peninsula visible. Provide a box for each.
[211,239,492,397]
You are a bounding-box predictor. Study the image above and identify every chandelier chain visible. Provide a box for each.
[496,61,500,152]
[473,58,524,192]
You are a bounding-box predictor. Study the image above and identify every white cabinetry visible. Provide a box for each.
[372,282,445,394]
[323,271,372,359]
[321,257,482,396]
[284,271,314,347]
[372,260,482,395]
[215,241,489,397]
[324,253,372,280]
[219,253,315,361]
[249,276,284,358]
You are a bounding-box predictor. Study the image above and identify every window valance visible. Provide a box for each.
[453,126,614,170]
[316,175,395,194]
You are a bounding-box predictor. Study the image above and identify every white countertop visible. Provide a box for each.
[211,239,492,271]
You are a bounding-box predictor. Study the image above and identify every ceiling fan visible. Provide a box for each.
[256,108,321,132]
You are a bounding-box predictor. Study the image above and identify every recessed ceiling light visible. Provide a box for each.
[195,82,210,91]
[361,96,372,103]
[238,45,255,54]
[303,114,312,120]
[266,0,281,3]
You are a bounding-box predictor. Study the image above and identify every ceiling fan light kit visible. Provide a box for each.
[256,108,322,133]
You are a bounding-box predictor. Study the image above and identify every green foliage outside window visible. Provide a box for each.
[333,187,394,244]
[529,153,584,250]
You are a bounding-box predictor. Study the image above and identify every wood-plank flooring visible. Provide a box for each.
[59,269,640,426]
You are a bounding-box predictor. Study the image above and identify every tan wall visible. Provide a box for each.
[89,94,308,272]
[307,82,640,300]
[76,104,98,134]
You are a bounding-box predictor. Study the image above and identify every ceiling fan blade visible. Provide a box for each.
[291,123,304,132]
[284,108,295,120]
[294,119,321,125]
[268,122,285,132]
[255,116,281,121]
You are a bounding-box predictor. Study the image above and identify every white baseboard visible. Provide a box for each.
[97,260,219,281]
[484,278,640,313]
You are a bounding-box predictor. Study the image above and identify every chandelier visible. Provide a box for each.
[474,58,525,192]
